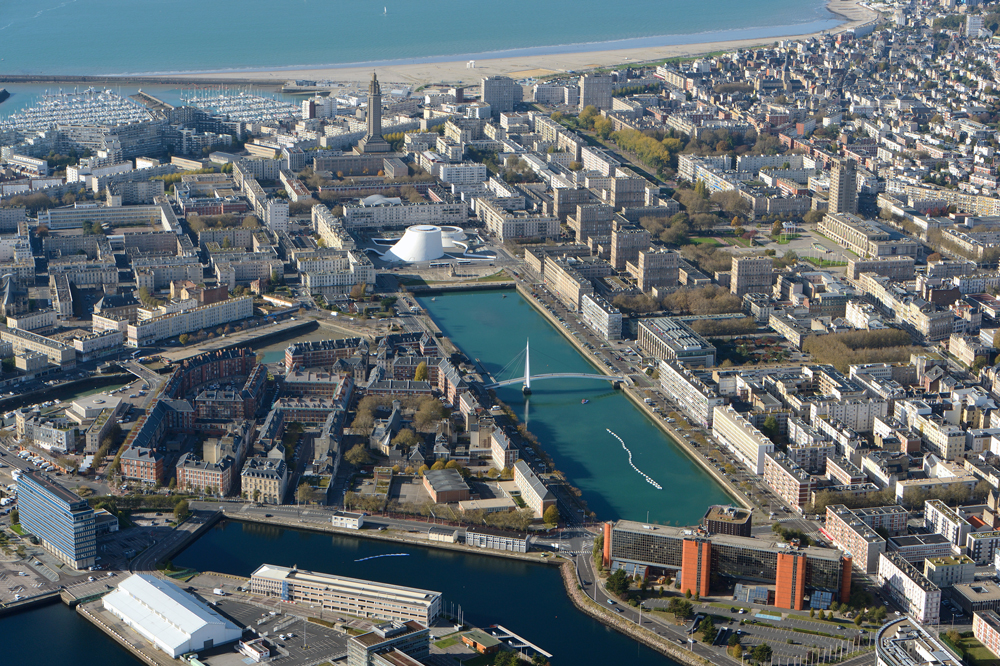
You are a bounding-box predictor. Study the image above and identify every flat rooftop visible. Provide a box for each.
[704,505,752,524]
[613,520,844,562]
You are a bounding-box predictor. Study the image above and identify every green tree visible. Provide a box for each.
[728,633,741,647]
[173,499,190,522]
[414,361,428,382]
[493,653,521,666]
[543,504,560,526]
[168,478,176,491]
[700,616,716,642]
[297,483,317,504]
[606,568,631,598]
[392,428,420,449]
[344,443,372,466]
[417,464,429,476]
[10,509,18,524]
[430,460,446,471]
[761,415,779,441]
[178,334,190,345]
[750,643,772,664]
[666,598,693,619]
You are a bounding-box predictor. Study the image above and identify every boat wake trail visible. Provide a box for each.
[354,553,410,562]
[607,429,662,489]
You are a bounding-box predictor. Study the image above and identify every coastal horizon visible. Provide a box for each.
[0,0,878,88]
[134,0,878,85]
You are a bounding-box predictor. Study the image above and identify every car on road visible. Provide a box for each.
[264,514,273,518]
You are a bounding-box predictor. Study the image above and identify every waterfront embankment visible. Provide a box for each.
[558,560,711,666]
[214,507,560,566]
[158,318,315,363]
[513,283,751,511]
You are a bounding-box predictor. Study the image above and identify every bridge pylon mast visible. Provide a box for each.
[522,338,531,395]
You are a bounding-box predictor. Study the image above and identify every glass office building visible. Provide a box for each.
[17,470,96,569]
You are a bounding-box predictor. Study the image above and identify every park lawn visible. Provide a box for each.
[690,237,723,247]
[728,236,752,247]
[775,233,801,245]
[10,524,24,535]
[433,634,462,649]
[965,645,1000,666]
[803,256,847,268]
[476,270,510,282]
[398,277,429,287]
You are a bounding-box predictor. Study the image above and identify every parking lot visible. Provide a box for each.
[0,559,51,603]
[95,515,177,571]
[201,594,349,666]
[647,602,875,663]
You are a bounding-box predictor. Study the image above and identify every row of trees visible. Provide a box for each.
[187,212,260,233]
[801,329,920,373]
[690,317,757,337]
[663,285,742,315]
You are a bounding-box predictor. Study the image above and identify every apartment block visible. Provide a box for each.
[712,406,775,475]
[658,359,725,429]
[580,293,622,340]
[924,555,976,588]
[974,610,1000,659]
[126,296,253,347]
[825,504,886,573]
[877,551,941,625]
[513,460,556,519]
[925,498,972,549]
[763,451,816,511]
[731,255,773,296]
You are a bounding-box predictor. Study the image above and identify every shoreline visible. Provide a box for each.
[149,0,880,85]
[0,0,880,87]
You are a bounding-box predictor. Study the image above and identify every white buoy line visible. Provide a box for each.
[607,429,662,489]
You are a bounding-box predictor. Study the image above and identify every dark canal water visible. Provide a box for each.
[174,519,677,665]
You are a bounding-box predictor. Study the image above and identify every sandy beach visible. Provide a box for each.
[164,0,879,87]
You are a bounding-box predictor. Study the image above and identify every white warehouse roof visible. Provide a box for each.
[102,574,242,657]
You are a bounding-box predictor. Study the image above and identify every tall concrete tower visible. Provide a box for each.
[356,72,390,154]
[829,157,858,215]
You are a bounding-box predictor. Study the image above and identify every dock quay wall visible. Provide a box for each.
[559,560,711,666]
[216,509,560,566]
[77,604,165,666]
[0,590,61,618]
[153,510,224,565]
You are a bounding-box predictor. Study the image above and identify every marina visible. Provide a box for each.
[0,88,151,136]
[179,87,302,123]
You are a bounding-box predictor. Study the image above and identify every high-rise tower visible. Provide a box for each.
[829,158,858,215]
[356,72,391,154]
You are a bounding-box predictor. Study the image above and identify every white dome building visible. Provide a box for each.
[439,226,467,250]
[384,225,445,263]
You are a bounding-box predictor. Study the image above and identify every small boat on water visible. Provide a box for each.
[502,294,507,298]
[431,297,436,301]
[581,399,589,404]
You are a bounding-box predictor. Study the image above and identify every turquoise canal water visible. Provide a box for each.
[418,289,730,526]
[0,0,840,75]
[175,519,678,665]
